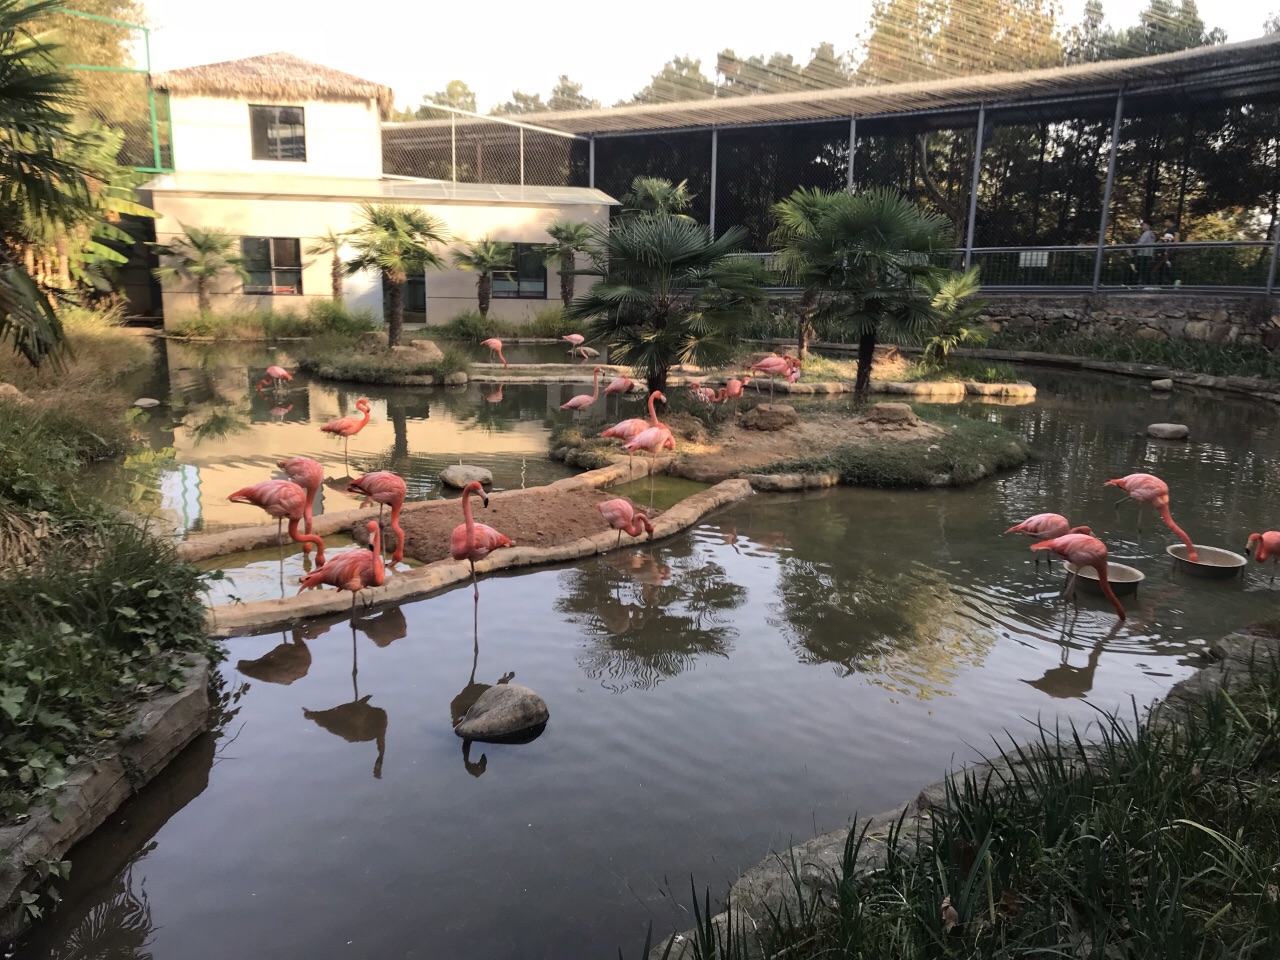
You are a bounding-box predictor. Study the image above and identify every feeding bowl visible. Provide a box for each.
[1065,561,1144,597]
[1166,544,1247,579]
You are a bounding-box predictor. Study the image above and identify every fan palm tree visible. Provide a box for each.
[568,215,767,394]
[151,225,249,315]
[345,203,450,346]
[620,176,696,219]
[451,238,514,318]
[306,227,350,304]
[537,220,593,307]
[769,187,840,360]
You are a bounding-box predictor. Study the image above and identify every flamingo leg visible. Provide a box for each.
[1113,494,1131,508]
[470,558,478,599]
[1062,571,1079,605]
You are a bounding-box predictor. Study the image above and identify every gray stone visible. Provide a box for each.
[1148,422,1190,440]
[742,403,798,431]
[453,683,548,741]
[133,397,160,408]
[575,346,600,358]
[440,464,492,488]
[1151,378,1174,391]
[409,338,444,361]
[443,371,469,386]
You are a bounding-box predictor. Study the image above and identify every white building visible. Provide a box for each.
[145,53,613,325]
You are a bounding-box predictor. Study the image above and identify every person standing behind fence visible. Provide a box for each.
[1135,220,1156,286]
[1158,217,1180,285]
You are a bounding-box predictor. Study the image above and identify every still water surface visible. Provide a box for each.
[18,360,1280,959]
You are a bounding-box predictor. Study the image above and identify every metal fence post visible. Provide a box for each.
[847,117,857,192]
[519,128,525,186]
[963,105,986,269]
[1267,230,1280,296]
[588,136,596,189]
[450,113,457,182]
[1094,93,1125,292]
[143,27,162,171]
[709,129,718,237]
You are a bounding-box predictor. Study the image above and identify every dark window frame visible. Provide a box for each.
[492,242,548,300]
[249,104,307,162]
[242,237,303,296]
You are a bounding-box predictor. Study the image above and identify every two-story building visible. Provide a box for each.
[145,52,613,325]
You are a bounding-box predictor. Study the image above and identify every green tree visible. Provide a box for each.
[345,204,450,345]
[490,90,546,116]
[769,187,840,359]
[537,220,593,307]
[624,56,715,105]
[306,227,349,304]
[548,75,599,111]
[568,216,767,393]
[451,238,514,318]
[717,43,853,96]
[392,80,478,120]
[151,225,248,315]
[1108,0,1226,58]
[620,176,696,218]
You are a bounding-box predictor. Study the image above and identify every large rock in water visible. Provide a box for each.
[443,371,468,385]
[1151,378,1174,391]
[576,346,600,359]
[133,397,161,408]
[453,684,549,742]
[440,464,493,488]
[410,338,444,361]
[1148,422,1190,440]
[742,403,798,431]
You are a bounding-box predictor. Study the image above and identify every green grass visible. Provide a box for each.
[294,335,471,384]
[898,358,1020,384]
[756,409,1028,488]
[986,328,1280,380]
[166,301,377,340]
[633,656,1280,960]
[429,305,579,341]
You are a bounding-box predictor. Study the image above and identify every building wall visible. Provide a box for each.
[168,95,383,179]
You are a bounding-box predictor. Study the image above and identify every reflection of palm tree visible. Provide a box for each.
[54,864,154,960]
[187,407,250,445]
[450,603,516,777]
[302,625,387,778]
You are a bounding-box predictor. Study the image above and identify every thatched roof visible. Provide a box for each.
[472,33,1280,135]
[153,53,394,118]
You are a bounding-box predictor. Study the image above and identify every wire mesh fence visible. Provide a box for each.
[382,114,588,187]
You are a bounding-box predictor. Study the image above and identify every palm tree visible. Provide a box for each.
[345,203,450,346]
[794,188,954,402]
[769,187,840,360]
[151,225,249,315]
[620,176,696,219]
[306,227,350,304]
[451,238,514,318]
[568,215,767,394]
[537,220,593,307]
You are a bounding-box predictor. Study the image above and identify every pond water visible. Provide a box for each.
[18,364,1280,960]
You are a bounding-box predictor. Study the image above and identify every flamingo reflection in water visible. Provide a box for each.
[235,621,325,685]
[451,599,520,777]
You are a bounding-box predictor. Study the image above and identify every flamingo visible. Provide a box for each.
[750,356,792,399]
[228,480,326,564]
[348,471,408,564]
[450,480,513,598]
[604,374,634,416]
[320,397,371,474]
[298,520,385,617]
[600,390,667,466]
[481,337,508,369]
[266,365,291,387]
[714,377,752,402]
[689,382,719,404]
[1030,531,1126,621]
[1005,514,1092,567]
[1104,473,1198,561]
[269,403,293,420]
[279,456,323,535]
[1245,531,1280,581]
[562,333,585,357]
[484,383,504,403]
[561,365,603,413]
[623,419,675,502]
[597,498,655,549]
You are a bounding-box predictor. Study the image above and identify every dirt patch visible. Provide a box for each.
[671,406,943,483]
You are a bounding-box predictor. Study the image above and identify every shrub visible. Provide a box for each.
[167,302,377,340]
[293,337,471,385]
[437,309,499,341]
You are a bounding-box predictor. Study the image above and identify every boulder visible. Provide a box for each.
[133,397,161,408]
[409,338,445,361]
[453,683,548,742]
[742,403,798,431]
[0,383,31,404]
[1151,378,1174,391]
[356,330,389,351]
[440,464,492,488]
[391,345,417,354]
[443,371,468,386]
[862,402,918,425]
[1148,422,1190,440]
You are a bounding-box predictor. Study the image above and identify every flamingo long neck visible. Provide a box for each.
[646,392,663,427]
[627,513,651,537]
[1157,503,1198,561]
[287,518,326,563]
[1093,561,1126,620]
[589,367,601,400]
[356,402,371,428]
[370,525,385,585]
[462,488,476,551]
[389,501,405,562]
[304,485,317,532]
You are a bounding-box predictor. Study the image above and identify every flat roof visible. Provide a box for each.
[142,172,616,206]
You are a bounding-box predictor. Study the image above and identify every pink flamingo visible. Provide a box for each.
[750,355,792,399]
[481,337,508,369]
[298,520,384,615]
[279,456,323,534]
[450,480,513,598]
[320,397,372,474]
[714,377,752,403]
[1005,513,1092,567]
[1104,473,1198,561]
[604,374,634,416]
[348,471,408,564]
[689,382,719,404]
[561,365,603,413]
[266,365,291,387]
[600,390,667,466]
[562,333,585,357]
[228,480,326,564]
[624,417,675,502]
[1246,531,1280,581]
[597,498,655,549]
[1030,531,1126,621]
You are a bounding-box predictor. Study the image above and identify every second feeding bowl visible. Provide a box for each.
[1065,561,1144,597]
[1166,544,1248,579]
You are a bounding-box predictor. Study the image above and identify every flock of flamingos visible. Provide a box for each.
[237,353,1280,624]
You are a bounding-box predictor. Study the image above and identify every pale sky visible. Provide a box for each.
[140,0,1275,112]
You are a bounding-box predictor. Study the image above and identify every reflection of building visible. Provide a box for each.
[159,463,202,534]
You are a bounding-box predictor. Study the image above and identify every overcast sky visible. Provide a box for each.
[141,0,1275,111]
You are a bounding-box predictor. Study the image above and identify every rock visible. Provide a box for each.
[862,402,918,425]
[443,371,468,386]
[453,683,548,742]
[742,403,798,431]
[1151,378,1174,391]
[356,330,390,351]
[391,345,417,354]
[1148,422,1190,440]
[409,338,444,361]
[440,464,493,488]
[0,383,30,404]
[133,397,161,408]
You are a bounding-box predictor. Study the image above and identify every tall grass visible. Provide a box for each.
[166,301,377,340]
[0,303,153,397]
[431,305,579,340]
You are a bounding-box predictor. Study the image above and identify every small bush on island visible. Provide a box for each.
[166,301,377,340]
[294,335,470,385]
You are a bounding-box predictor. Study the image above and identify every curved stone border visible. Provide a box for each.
[742,472,840,492]
[0,657,211,939]
[648,625,1280,959]
[204,477,752,637]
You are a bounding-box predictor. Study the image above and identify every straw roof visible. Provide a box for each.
[153,53,395,118]
[485,34,1280,135]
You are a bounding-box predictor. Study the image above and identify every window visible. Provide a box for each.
[242,238,302,295]
[492,243,547,299]
[250,105,306,161]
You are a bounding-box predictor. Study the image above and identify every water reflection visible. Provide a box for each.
[450,606,518,778]
[302,624,388,779]
[1023,638,1107,699]
[235,625,317,686]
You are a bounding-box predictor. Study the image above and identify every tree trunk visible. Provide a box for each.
[386,277,404,346]
[331,254,344,304]
[54,237,69,288]
[646,367,668,396]
[197,276,211,314]
[560,252,575,307]
[854,331,876,404]
[478,272,491,317]
[797,289,816,359]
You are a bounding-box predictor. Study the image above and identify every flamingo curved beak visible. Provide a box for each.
[480,493,490,508]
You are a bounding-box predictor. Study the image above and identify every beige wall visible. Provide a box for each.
[150,192,609,325]
[169,94,383,179]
